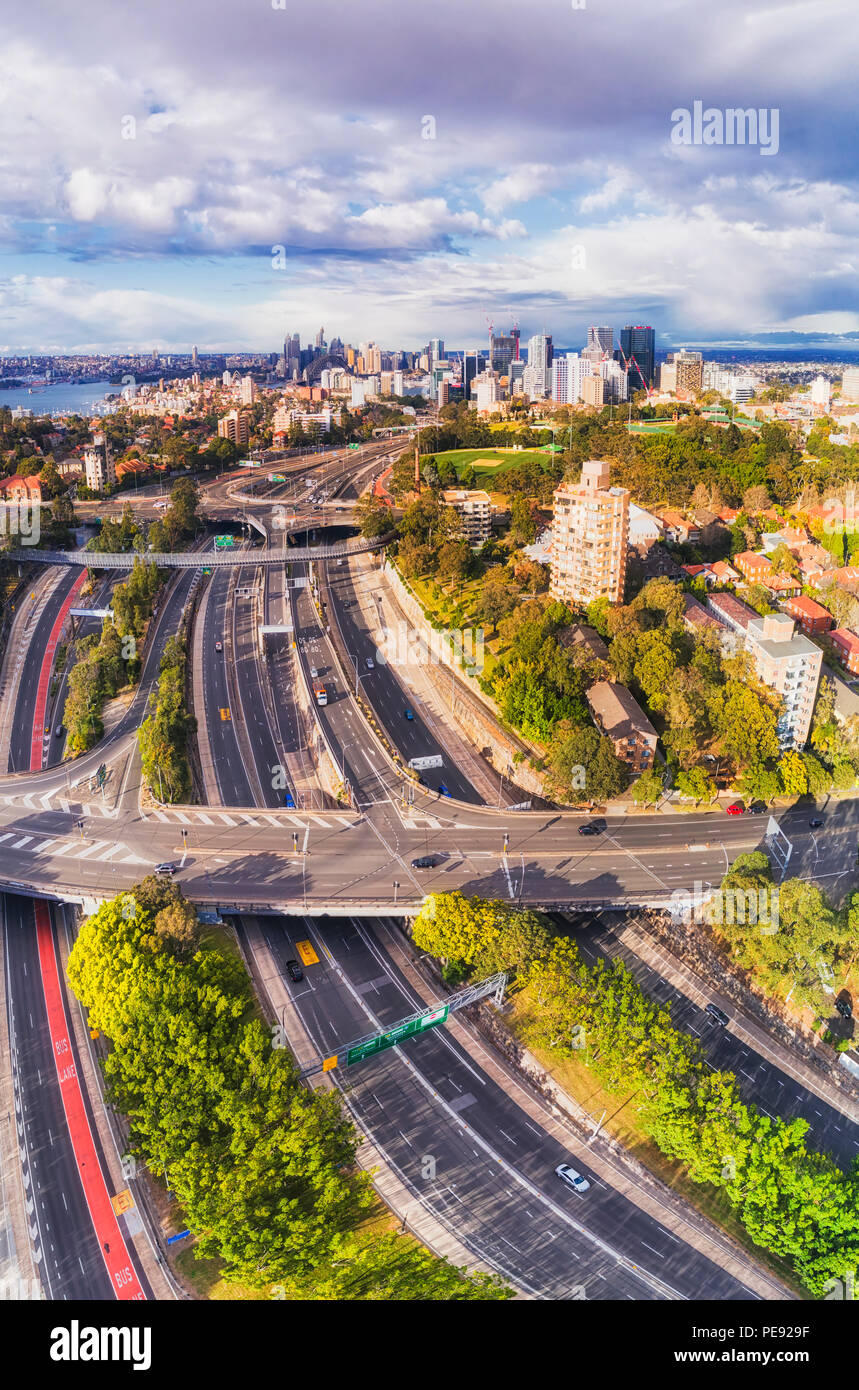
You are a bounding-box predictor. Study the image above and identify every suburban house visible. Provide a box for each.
[658,510,700,544]
[586,680,659,775]
[0,475,42,503]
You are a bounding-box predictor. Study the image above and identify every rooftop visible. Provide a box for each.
[586,680,657,742]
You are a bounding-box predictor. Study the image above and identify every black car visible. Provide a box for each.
[835,997,853,1019]
[748,801,767,815]
[411,855,439,869]
[285,959,304,983]
[705,1003,729,1026]
[809,817,824,829]
[578,822,600,836]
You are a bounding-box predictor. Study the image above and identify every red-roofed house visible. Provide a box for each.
[734,551,772,582]
[763,572,802,597]
[828,566,859,588]
[658,510,700,543]
[783,595,833,636]
[715,506,741,524]
[830,628,859,674]
[0,475,42,503]
[709,560,740,584]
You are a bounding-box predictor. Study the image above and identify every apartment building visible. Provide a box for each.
[745,612,822,749]
[440,488,492,544]
[829,628,859,675]
[217,409,250,446]
[586,680,658,774]
[83,431,115,492]
[783,595,833,636]
[580,374,605,408]
[706,591,759,638]
[550,460,629,608]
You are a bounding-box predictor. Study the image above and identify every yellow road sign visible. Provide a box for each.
[322,1055,338,1072]
[295,939,319,966]
[219,708,231,721]
[111,1189,134,1216]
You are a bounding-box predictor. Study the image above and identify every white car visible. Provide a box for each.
[555,1163,590,1194]
[310,666,318,679]
[365,657,375,670]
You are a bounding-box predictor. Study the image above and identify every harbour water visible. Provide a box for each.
[0,381,115,417]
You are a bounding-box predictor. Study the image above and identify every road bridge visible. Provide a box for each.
[7,530,395,569]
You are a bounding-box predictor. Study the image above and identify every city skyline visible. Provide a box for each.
[2,0,858,354]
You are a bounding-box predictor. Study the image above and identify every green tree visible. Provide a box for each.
[631,769,664,805]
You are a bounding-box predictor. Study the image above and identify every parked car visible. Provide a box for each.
[748,801,766,815]
[555,1163,590,1195]
[154,862,176,876]
[403,708,414,721]
[705,1003,729,1026]
[411,855,439,869]
[809,817,824,829]
[835,997,853,1019]
[726,802,745,816]
[285,959,304,983]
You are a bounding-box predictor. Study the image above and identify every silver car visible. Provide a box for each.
[555,1163,590,1194]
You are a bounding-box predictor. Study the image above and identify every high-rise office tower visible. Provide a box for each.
[315,327,325,348]
[429,338,444,362]
[619,325,655,390]
[587,326,613,357]
[550,460,630,608]
[191,344,198,367]
[490,332,516,377]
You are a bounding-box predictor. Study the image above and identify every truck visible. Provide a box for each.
[314,685,328,707]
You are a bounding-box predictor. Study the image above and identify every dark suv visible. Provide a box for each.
[705,1003,729,1026]
[411,855,439,869]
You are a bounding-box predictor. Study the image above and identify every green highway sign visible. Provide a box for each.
[214,535,236,549]
[348,443,361,449]
[346,1004,449,1065]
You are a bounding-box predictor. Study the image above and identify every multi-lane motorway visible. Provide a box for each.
[1,445,856,1304]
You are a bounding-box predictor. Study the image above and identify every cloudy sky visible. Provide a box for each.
[2,0,858,354]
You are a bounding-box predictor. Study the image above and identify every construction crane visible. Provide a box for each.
[615,345,654,403]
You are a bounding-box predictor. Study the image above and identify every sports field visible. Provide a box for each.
[431,447,557,478]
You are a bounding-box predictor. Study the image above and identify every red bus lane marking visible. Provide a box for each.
[30,569,86,770]
[35,902,146,1300]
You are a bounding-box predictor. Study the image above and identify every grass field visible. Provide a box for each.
[431,447,557,479]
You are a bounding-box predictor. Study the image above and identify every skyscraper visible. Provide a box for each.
[315,327,325,348]
[619,325,655,390]
[550,460,629,608]
[526,333,553,396]
[587,326,613,357]
[490,332,516,377]
[429,338,445,362]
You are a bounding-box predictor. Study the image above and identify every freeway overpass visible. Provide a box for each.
[6,530,395,568]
